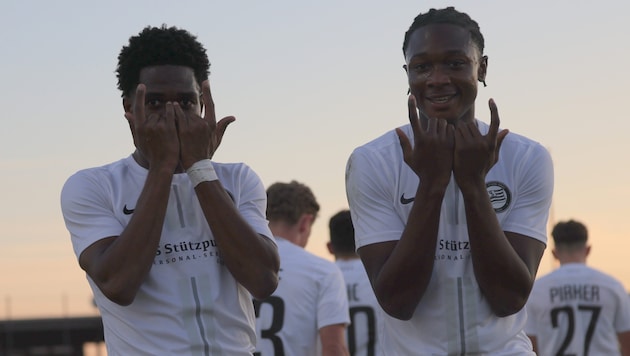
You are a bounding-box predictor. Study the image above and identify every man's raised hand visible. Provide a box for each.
[396,95,454,188]
[125,84,179,171]
[177,80,235,169]
[453,98,509,188]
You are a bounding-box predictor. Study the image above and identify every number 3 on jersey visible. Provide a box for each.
[253,296,285,356]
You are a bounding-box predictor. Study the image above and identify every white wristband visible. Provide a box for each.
[186,159,218,187]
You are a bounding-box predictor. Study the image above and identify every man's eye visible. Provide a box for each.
[179,99,195,108]
[447,60,465,68]
[413,63,431,72]
[146,99,162,107]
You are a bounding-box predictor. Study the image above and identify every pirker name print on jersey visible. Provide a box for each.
[550,284,601,303]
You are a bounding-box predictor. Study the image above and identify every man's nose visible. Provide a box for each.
[426,65,451,86]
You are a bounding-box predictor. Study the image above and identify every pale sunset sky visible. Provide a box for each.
[1,0,629,319]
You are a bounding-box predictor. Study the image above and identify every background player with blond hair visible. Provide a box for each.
[255,181,350,356]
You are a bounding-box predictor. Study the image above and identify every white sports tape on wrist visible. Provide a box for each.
[186,159,218,187]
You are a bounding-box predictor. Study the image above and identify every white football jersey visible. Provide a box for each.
[526,263,630,356]
[346,120,554,355]
[61,155,274,355]
[336,258,384,356]
[254,238,350,356]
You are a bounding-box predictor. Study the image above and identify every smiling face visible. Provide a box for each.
[404,23,487,124]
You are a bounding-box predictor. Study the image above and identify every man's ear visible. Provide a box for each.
[122,97,135,124]
[123,97,132,113]
[478,55,488,83]
[297,213,315,235]
[403,64,411,94]
[326,242,334,255]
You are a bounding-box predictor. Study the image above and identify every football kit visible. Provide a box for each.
[62,155,274,355]
[526,263,630,356]
[336,258,384,356]
[254,238,350,356]
[346,121,554,355]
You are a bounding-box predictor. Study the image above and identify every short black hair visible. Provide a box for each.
[116,25,210,98]
[402,7,485,57]
[552,220,588,247]
[329,210,355,254]
[266,181,320,226]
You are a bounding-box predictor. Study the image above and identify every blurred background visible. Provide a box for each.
[1,0,628,330]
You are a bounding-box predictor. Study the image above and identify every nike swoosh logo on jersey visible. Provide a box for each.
[123,205,135,215]
[400,194,415,204]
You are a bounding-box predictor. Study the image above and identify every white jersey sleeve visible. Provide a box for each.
[496,136,554,243]
[61,160,129,258]
[213,162,275,241]
[345,133,407,250]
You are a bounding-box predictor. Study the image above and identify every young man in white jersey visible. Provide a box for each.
[526,220,630,355]
[60,25,280,355]
[254,181,350,356]
[327,210,383,356]
[345,7,554,355]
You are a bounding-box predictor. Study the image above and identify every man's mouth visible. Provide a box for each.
[427,94,456,104]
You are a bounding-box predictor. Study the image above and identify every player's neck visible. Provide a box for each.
[335,254,360,261]
[559,257,587,265]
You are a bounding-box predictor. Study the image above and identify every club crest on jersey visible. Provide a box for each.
[486,181,511,213]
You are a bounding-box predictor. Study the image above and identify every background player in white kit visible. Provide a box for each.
[327,210,383,356]
[254,181,350,356]
[526,220,630,355]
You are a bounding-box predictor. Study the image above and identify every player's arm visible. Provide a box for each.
[458,176,545,317]
[319,324,349,356]
[358,181,445,320]
[177,81,279,299]
[619,330,630,356]
[79,166,173,305]
[461,187,545,316]
[454,99,546,316]
[192,181,279,298]
[79,84,179,306]
[356,95,453,320]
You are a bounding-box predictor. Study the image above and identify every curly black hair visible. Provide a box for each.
[402,7,485,57]
[116,25,210,98]
[266,181,320,226]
